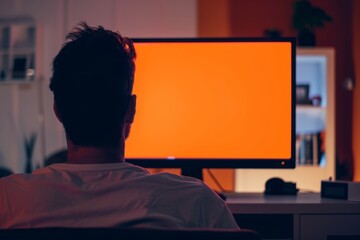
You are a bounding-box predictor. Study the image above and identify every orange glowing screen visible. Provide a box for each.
[126,41,292,160]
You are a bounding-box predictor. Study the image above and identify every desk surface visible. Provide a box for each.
[225,192,360,214]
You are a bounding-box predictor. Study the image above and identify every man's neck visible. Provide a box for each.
[66,140,125,164]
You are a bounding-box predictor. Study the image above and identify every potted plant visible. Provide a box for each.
[292,0,332,46]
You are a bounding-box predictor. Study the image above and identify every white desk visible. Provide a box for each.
[225,192,360,240]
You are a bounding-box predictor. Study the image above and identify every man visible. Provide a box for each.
[0,23,239,229]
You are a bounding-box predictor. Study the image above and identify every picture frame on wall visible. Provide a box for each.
[296,84,312,105]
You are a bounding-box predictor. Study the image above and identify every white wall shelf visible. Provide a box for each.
[0,21,37,83]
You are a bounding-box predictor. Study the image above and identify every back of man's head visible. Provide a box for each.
[50,22,136,147]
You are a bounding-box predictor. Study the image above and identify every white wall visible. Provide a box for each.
[0,0,197,173]
[0,0,65,173]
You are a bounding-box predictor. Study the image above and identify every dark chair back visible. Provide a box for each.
[0,227,261,240]
[0,167,12,178]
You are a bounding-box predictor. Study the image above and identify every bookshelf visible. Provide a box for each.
[296,105,326,165]
[235,48,335,192]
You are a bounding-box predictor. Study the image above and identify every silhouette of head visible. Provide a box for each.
[50,22,136,147]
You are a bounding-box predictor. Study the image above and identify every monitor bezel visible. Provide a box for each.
[126,37,296,169]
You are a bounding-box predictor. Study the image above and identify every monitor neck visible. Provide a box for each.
[181,166,203,181]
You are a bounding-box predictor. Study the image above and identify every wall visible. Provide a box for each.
[353,1,360,181]
[229,0,294,37]
[197,0,231,37]
[315,0,354,181]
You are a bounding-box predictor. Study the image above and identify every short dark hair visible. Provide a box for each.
[50,22,136,147]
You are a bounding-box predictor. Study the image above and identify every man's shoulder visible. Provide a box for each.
[150,172,204,185]
[0,173,30,182]
[0,165,61,187]
[0,173,33,192]
[143,172,216,197]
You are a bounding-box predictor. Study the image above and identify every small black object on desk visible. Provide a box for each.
[264,177,298,195]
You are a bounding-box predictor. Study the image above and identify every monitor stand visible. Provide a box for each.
[181,166,203,180]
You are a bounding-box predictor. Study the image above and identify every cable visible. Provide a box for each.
[205,169,228,192]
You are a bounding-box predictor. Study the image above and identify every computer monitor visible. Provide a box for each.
[126,38,296,180]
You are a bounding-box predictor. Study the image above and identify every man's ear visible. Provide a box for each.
[125,95,136,124]
[53,102,62,123]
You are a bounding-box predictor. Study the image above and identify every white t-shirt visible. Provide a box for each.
[0,162,239,229]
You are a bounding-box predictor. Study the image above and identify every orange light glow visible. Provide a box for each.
[126,41,292,159]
